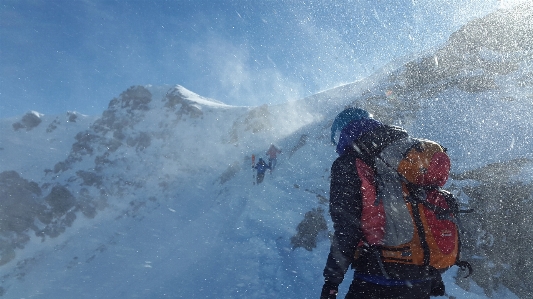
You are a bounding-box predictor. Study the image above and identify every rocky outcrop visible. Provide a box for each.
[12,111,42,131]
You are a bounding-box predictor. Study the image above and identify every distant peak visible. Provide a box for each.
[172,85,230,107]
[12,111,44,131]
[29,110,44,118]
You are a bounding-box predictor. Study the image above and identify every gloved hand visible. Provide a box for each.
[320,280,338,299]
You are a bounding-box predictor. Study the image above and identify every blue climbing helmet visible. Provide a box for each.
[330,108,371,145]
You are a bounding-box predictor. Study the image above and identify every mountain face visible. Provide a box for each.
[1,3,533,298]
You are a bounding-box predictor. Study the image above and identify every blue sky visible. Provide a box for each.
[0,0,522,118]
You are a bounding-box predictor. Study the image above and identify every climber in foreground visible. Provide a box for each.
[321,107,468,299]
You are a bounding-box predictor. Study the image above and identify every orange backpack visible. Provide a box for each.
[354,129,471,275]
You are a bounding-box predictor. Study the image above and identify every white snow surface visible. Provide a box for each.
[0,78,527,299]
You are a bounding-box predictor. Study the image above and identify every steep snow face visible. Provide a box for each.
[1,4,533,299]
[0,82,337,298]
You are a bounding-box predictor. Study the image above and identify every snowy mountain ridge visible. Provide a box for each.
[1,3,533,298]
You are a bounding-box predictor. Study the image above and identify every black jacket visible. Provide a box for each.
[323,147,364,285]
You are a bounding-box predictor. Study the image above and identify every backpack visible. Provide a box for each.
[353,125,472,277]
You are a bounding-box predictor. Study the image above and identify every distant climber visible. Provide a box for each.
[266,144,282,170]
[254,158,271,184]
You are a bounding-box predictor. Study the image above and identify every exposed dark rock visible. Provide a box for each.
[44,185,77,216]
[72,131,101,156]
[126,132,151,151]
[67,112,78,122]
[53,161,69,174]
[76,170,103,187]
[291,207,328,251]
[113,85,152,112]
[46,118,60,133]
[12,112,42,131]
[0,171,44,235]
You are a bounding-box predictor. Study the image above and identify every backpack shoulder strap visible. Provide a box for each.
[353,125,409,161]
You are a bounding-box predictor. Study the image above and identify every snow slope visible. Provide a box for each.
[0,84,521,299]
